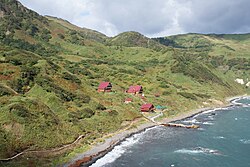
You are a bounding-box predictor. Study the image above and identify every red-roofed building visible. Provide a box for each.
[127,85,143,94]
[98,82,112,92]
[140,103,155,112]
[124,98,133,104]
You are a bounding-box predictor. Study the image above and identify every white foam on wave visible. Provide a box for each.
[203,122,214,125]
[213,136,225,139]
[231,98,244,105]
[174,147,221,155]
[239,139,250,144]
[231,97,250,106]
[90,127,157,167]
[182,119,202,124]
[90,136,140,167]
[192,114,200,118]
[208,115,215,120]
[202,109,216,114]
[201,105,235,116]
[174,148,204,154]
[242,104,250,108]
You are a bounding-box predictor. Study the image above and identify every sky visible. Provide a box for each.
[18,0,250,37]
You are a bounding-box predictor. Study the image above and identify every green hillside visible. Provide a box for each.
[109,31,165,50]
[0,0,249,166]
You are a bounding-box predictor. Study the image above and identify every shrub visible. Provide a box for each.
[46,59,60,71]
[5,52,39,66]
[194,93,211,99]
[9,104,31,118]
[162,91,172,95]
[171,59,226,86]
[77,94,91,104]
[68,108,95,122]
[109,110,118,116]
[177,92,197,100]
[0,86,12,96]
[81,108,95,118]
[159,82,170,88]
[96,103,106,110]
[134,65,146,72]
[58,33,65,39]
[35,76,76,101]
[62,72,81,84]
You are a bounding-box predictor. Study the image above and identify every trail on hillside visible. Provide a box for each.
[0,116,144,162]
[0,135,85,161]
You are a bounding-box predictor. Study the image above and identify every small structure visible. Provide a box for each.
[140,103,154,112]
[155,105,166,111]
[154,93,160,97]
[124,98,133,104]
[127,85,143,95]
[246,82,250,87]
[235,78,244,85]
[98,82,112,92]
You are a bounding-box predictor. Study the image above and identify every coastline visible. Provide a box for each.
[64,95,248,167]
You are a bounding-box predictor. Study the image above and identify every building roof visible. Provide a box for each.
[140,103,154,109]
[98,82,111,89]
[127,85,142,93]
[125,98,133,102]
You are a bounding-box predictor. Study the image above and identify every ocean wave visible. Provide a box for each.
[239,139,250,144]
[231,98,243,105]
[192,113,201,118]
[203,122,214,125]
[90,135,142,167]
[174,147,221,155]
[213,136,225,139]
[174,148,204,154]
[89,126,159,167]
[182,119,202,124]
[202,109,217,114]
[208,115,215,120]
[231,97,250,106]
[242,104,250,108]
[201,106,235,116]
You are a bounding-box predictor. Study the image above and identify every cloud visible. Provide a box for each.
[18,0,250,37]
[90,0,175,35]
[19,0,88,22]
[178,0,250,34]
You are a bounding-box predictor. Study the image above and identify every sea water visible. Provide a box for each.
[87,97,250,167]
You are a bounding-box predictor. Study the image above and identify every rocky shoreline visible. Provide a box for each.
[64,95,248,167]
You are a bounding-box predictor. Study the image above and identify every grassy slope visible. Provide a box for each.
[0,1,249,166]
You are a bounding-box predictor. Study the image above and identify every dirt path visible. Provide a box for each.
[0,83,18,95]
[0,135,85,161]
[0,117,144,162]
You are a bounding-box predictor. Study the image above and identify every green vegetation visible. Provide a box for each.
[0,0,249,166]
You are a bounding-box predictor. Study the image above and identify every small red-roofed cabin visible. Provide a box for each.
[127,85,143,95]
[140,103,154,112]
[124,98,133,104]
[98,82,112,92]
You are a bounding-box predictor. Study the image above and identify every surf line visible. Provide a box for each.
[141,112,200,129]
